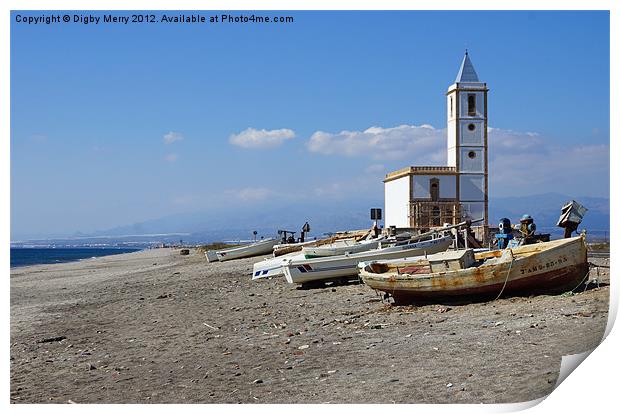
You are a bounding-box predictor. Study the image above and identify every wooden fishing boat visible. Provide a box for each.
[282,235,453,285]
[215,238,279,262]
[358,235,588,304]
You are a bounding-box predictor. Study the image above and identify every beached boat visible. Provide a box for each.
[216,238,279,262]
[252,252,306,280]
[358,235,588,304]
[272,239,320,257]
[301,236,385,258]
[204,250,219,262]
[282,235,453,285]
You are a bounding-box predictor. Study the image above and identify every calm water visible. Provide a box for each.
[10,247,141,268]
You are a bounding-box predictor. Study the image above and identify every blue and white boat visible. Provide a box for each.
[251,252,306,280]
[282,235,453,285]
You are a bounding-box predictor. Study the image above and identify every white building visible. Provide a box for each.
[384,51,489,241]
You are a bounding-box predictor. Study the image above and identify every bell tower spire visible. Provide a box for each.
[446,51,489,240]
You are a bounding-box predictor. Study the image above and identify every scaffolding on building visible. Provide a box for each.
[409,201,461,229]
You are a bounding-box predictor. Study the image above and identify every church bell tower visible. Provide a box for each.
[446,51,489,239]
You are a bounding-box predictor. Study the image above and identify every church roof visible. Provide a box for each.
[384,166,457,183]
[455,51,480,83]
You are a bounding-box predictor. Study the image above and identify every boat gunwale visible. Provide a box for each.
[289,235,454,266]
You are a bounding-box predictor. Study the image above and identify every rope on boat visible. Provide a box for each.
[569,262,602,293]
[493,249,515,301]
[494,255,605,298]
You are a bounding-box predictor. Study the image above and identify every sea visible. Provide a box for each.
[10,247,141,268]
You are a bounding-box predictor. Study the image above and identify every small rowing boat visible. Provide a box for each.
[216,238,279,262]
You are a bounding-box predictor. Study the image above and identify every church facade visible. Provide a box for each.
[384,52,489,240]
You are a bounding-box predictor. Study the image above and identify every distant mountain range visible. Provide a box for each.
[15,193,609,246]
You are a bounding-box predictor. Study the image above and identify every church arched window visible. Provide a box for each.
[467,94,476,116]
[430,178,439,201]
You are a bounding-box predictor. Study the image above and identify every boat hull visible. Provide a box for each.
[360,236,589,304]
[252,253,305,280]
[216,239,279,262]
[283,236,452,285]
[204,250,219,262]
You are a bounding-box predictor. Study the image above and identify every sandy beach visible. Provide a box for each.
[10,248,609,404]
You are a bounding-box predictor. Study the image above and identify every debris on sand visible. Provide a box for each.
[38,336,66,343]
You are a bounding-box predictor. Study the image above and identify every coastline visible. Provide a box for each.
[10,248,610,403]
[10,247,144,269]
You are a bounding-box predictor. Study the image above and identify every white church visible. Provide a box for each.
[384,51,489,242]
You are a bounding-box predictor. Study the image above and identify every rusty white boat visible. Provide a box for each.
[358,235,589,305]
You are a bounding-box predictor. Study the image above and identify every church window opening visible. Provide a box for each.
[430,178,439,201]
[467,94,476,116]
[468,151,476,159]
[468,123,475,131]
[450,97,453,118]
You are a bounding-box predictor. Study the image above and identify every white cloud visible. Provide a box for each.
[307,124,446,162]
[163,131,183,144]
[164,153,179,162]
[488,127,546,153]
[229,128,296,149]
[305,123,609,197]
[489,142,609,196]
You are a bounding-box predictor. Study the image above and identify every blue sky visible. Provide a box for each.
[10,10,609,239]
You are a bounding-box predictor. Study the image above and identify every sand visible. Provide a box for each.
[10,248,610,404]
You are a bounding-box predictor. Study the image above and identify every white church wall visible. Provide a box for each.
[459,120,484,145]
[439,175,456,198]
[384,176,410,228]
[460,175,485,201]
[459,148,484,172]
[447,94,456,121]
[447,147,456,167]
[412,175,456,199]
[447,121,457,167]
